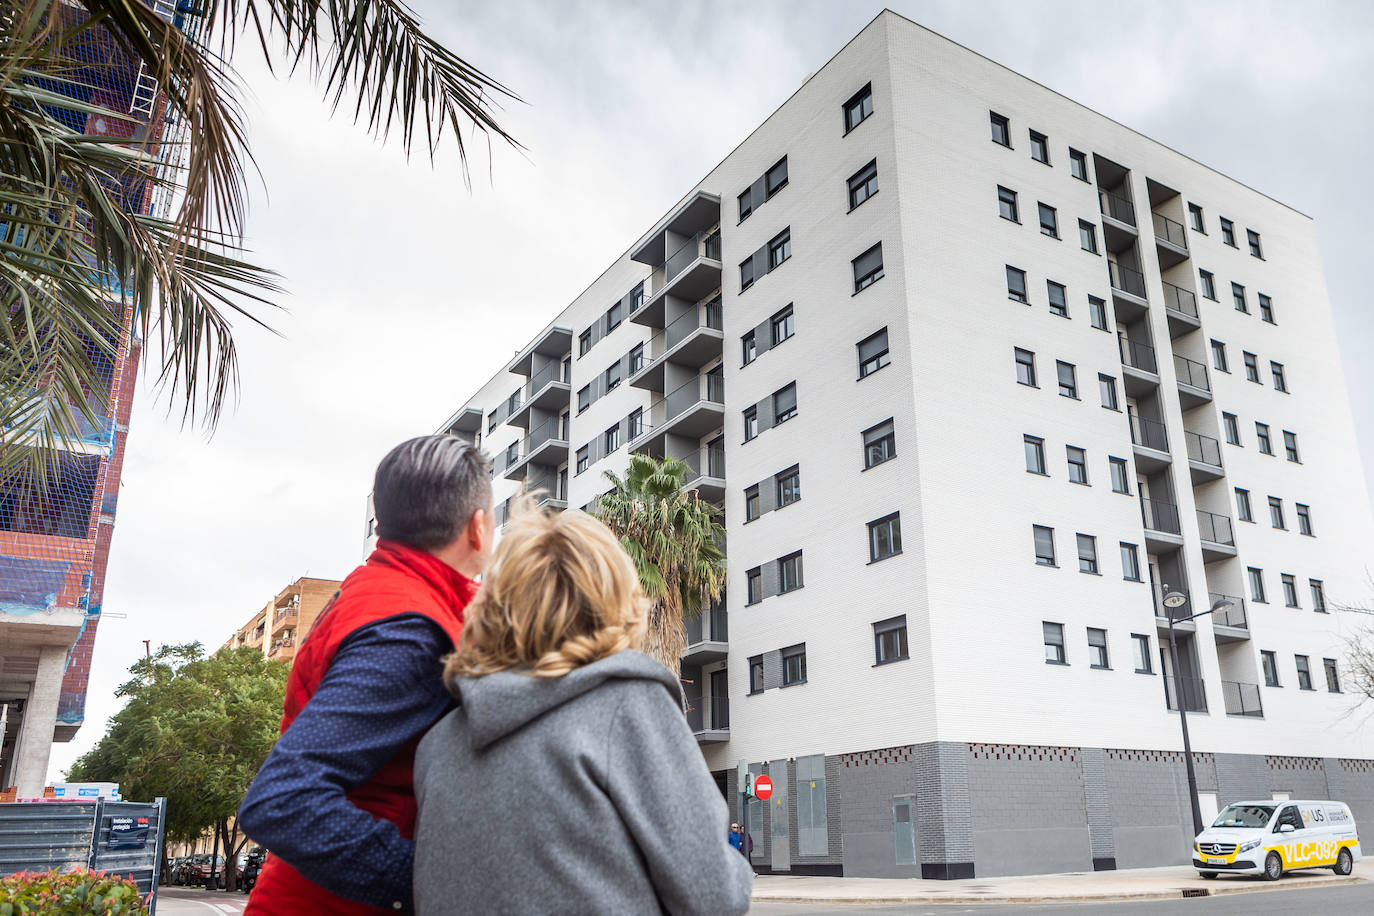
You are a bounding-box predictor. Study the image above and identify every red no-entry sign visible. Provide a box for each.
[754,775,774,801]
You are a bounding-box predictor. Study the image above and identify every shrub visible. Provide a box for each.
[0,869,150,915]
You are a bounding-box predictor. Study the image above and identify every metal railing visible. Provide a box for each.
[1141,496,1182,535]
[523,359,571,401]
[660,229,723,289]
[519,413,569,462]
[1161,281,1198,319]
[1099,188,1137,226]
[684,695,730,732]
[1185,430,1222,468]
[1164,675,1208,713]
[685,602,729,644]
[1118,335,1158,373]
[665,296,724,351]
[664,372,724,420]
[1196,509,1235,547]
[1174,354,1211,392]
[1222,680,1264,717]
[1129,413,1169,452]
[1209,593,1248,629]
[526,472,566,504]
[1109,260,1148,298]
[1153,211,1189,249]
[273,607,297,623]
[681,443,726,483]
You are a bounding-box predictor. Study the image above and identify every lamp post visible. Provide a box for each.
[1162,588,1234,837]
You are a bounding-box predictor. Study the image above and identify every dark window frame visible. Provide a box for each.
[863,419,897,469]
[848,159,879,211]
[868,512,903,563]
[845,83,874,135]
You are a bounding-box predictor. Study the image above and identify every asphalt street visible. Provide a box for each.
[157,887,247,915]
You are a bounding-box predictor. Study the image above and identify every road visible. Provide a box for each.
[156,887,247,915]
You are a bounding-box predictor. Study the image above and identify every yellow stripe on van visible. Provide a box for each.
[1262,837,1359,868]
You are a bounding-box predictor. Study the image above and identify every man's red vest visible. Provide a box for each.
[245,540,477,916]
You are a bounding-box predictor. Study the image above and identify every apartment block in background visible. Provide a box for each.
[222,577,342,666]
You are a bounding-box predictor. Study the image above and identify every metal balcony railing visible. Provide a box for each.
[1222,680,1264,717]
[1118,335,1158,373]
[1174,354,1211,391]
[681,444,726,483]
[1197,509,1235,547]
[1161,281,1198,318]
[685,603,729,645]
[526,472,566,504]
[519,413,568,461]
[1141,496,1182,535]
[1209,593,1248,629]
[1164,675,1208,713]
[1109,261,1148,298]
[1185,430,1222,467]
[664,372,724,420]
[665,296,724,350]
[1129,414,1169,452]
[661,230,723,288]
[523,359,571,400]
[1153,212,1189,249]
[684,695,730,732]
[1099,188,1137,226]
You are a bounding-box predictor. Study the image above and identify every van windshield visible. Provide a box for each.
[1212,804,1275,828]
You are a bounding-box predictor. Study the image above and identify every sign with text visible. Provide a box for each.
[107,815,150,850]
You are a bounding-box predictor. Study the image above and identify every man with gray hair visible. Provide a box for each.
[240,436,494,916]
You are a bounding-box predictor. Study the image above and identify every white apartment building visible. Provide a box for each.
[367,11,1374,879]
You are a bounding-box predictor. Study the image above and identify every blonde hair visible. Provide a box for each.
[445,498,649,680]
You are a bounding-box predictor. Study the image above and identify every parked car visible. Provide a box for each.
[1193,800,1361,880]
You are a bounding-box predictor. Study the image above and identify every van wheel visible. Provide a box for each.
[1263,851,1283,881]
[1199,872,1218,879]
[1333,848,1353,876]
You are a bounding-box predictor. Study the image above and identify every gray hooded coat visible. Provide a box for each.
[412,650,753,915]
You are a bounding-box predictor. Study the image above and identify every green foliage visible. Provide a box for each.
[68,643,288,846]
[0,869,150,915]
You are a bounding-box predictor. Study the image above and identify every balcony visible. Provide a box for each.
[503,414,569,481]
[630,298,723,391]
[1098,189,1139,256]
[628,373,725,455]
[1221,680,1264,718]
[1141,496,1184,551]
[441,406,484,445]
[526,472,568,511]
[507,360,571,429]
[1173,354,1212,409]
[271,607,298,637]
[633,230,723,328]
[1152,212,1190,269]
[1161,281,1201,338]
[506,326,573,377]
[1118,335,1160,395]
[1209,593,1249,642]
[268,637,295,659]
[1164,675,1208,713]
[1196,509,1237,561]
[1184,431,1224,482]
[1108,260,1148,317]
[684,695,730,743]
[1129,413,1170,472]
[680,443,726,502]
[682,603,728,665]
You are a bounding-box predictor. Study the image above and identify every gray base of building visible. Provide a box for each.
[720,742,1374,879]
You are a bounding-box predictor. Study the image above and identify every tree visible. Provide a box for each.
[594,453,726,681]
[1337,576,1374,709]
[1,1,519,481]
[69,642,289,891]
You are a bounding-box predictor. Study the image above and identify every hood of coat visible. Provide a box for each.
[449,649,683,751]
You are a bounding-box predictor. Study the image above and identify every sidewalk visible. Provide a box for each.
[751,859,1371,905]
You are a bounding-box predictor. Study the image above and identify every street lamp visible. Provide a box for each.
[1162,588,1234,837]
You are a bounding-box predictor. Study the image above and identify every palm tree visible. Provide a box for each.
[1,0,519,480]
[595,453,726,680]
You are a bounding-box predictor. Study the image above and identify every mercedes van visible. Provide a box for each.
[1192,800,1361,880]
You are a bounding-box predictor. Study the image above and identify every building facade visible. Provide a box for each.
[373,11,1374,878]
[222,577,343,666]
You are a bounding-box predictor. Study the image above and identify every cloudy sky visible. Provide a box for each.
[48,0,1374,777]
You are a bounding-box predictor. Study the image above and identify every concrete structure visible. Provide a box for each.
[373,11,1374,879]
[222,577,343,666]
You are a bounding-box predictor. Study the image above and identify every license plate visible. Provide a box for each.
[1205,857,1226,865]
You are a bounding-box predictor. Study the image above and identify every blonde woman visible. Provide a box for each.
[412,503,753,916]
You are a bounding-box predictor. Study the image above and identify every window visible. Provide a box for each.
[604,424,621,454]
[1268,496,1286,529]
[1006,265,1028,302]
[869,513,902,562]
[776,466,801,508]
[1324,659,1341,693]
[1248,566,1267,603]
[1079,219,1098,253]
[743,406,758,442]
[746,567,762,605]
[508,389,522,413]
[864,419,896,468]
[1132,634,1153,673]
[1087,628,1109,668]
[1033,525,1056,566]
[1199,270,1217,300]
[989,110,1010,146]
[631,283,645,312]
[1296,503,1313,536]
[1038,202,1058,237]
[1295,655,1313,690]
[1220,217,1236,247]
[1232,282,1248,313]
[845,84,874,133]
[1188,203,1205,232]
[1089,296,1108,330]
[1043,622,1066,664]
[1077,534,1098,574]
[1024,435,1046,475]
[773,383,797,424]
[1210,339,1229,373]
[577,385,591,413]
[742,331,757,365]
[629,343,645,375]
[1281,573,1299,607]
[1069,148,1088,181]
[1015,347,1037,386]
[505,441,520,468]
[848,159,878,210]
[1261,650,1280,687]
[1029,130,1050,163]
[1235,487,1253,522]
[779,552,804,593]
[1047,280,1068,317]
[853,243,884,292]
[576,446,589,475]
[1271,362,1287,392]
[1098,374,1119,410]
[607,302,622,332]
[739,258,755,291]
[1056,360,1077,398]
[782,644,807,685]
[749,656,764,693]
[1247,229,1263,259]
[765,157,788,197]
[1223,412,1241,445]
[1066,446,1089,485]
[1120,542,1141,581]
[627,407,643,440]
[487,411,499,434]
[738,187,754,221]
[1283,430,1300,463]
[745,485,760,522]
[1256,422,1272,454]
[579,329,592,356]
[1243,351,1259,382]
[604,362,621,392]
[1311,579,1327,613]
[771,305,795,345]
[1259,294,1275,324]
[768,229,791,269]
[858,328,890,378]
[874,616,909,665]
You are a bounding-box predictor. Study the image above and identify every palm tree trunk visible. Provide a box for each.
[641,601,686,682]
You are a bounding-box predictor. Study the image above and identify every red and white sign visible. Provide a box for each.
[754,775,774,801]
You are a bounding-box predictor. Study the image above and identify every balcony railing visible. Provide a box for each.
[1099,188,1137,226]
[681,444,726,483]
[1152,212,1188,249]
[1184,430,1222,468]
[1164,675,1208,713]
[1141,497,1182,535]
[665,297,723,351]
[519,413,569,460]
[1118,335,1158,374]
[1174,354,1211,392]
[684,695,730,732]
[685,603,729,645]
[1222,680,1264,717]
[527,471,566,504]
[1209,593,1248,629]
[274,607,298,623]
[523,359,571,401]
[1161,281,1198,319]
[1196,509,1235,547]
[665,372,724,419]
[662,230,722,288]
[1129,413,1169,452]
[1109,261,1147,298]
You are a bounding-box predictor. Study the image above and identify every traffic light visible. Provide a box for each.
[742,773,754,798]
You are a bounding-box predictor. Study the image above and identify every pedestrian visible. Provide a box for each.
[412,502,754,916]
[238,436,494,915]
[729,823,743,854]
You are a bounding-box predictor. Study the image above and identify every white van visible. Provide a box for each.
[1192,800,1361,880]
